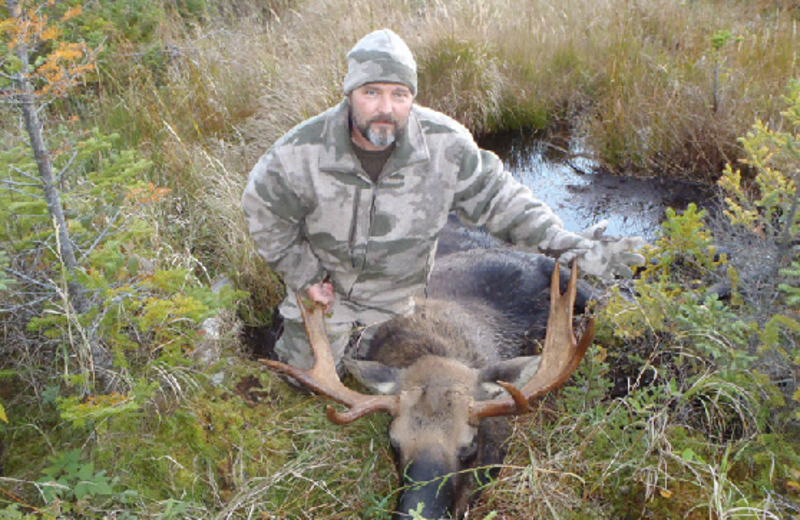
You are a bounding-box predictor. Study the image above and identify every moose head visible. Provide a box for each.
[261,262,594,518]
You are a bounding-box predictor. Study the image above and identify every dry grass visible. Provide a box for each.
[468,366,777,519]
[482,0,798,177]
[87,0,798,303]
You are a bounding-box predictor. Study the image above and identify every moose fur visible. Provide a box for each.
[341,222,593,519]
[262,217,594,519]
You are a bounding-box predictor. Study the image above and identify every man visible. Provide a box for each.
[242,29,644,371]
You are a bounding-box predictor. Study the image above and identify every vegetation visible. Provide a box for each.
[0,0,798,518]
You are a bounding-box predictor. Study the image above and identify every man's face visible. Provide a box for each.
[349,83,414,149]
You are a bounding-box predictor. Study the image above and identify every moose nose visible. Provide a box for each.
[393,456,455,519]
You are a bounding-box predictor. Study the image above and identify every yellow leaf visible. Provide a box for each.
[61,5,83,22]
[0,402,7,423]
[41,26,61,41]
[0,18,17,35]
[593,344,608,363]
[659,489,673,499]
[787,481,800,493]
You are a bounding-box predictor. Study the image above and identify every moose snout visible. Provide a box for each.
[393,453,456,520]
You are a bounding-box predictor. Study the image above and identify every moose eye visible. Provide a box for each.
[388,431,401,451]
[457,440,478,462]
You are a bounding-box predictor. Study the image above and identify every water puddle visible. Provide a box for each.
[479,131,715,242]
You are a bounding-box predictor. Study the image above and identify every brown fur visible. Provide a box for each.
[367,299,496,369]
[345,245,591,519]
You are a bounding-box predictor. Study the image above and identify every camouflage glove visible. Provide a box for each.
[560,220,645,279]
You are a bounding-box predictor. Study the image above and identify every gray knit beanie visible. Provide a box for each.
[343,29,417,96]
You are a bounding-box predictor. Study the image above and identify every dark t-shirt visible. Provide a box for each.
[352,142,395,183]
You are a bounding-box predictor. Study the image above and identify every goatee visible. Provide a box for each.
[365,124,396,147]
[352,114,403,148]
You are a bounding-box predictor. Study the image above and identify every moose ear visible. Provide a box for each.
[343,358,401,395]
[478,356,542,398]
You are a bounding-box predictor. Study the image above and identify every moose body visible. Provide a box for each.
[263,221,595,519]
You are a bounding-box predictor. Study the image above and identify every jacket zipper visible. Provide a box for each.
[348,183,378,299]
[348,188,361,268]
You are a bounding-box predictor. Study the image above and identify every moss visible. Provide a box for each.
[69,359,397,515]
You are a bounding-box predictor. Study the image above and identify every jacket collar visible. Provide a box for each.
[319,99,430,176]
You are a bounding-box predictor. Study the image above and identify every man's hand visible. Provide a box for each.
[560,220,645,279]
[306,279,335,313]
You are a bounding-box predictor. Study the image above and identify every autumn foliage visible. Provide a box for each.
[0,1,95,97]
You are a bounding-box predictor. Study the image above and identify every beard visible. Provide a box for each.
[351,112,405,148]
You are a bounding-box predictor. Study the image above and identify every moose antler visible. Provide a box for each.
[469,261,594,422]
[259,294,399,424]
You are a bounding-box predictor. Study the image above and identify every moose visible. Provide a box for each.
[261,237,595,519]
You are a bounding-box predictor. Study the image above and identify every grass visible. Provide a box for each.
[83,0,799,302]
[2,0,800,518]
[1,363,400,518]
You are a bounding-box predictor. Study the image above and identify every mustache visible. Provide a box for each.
[368,115,397,125]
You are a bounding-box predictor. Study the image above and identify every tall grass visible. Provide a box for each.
[84,0,798,300]
[422,0,799,178]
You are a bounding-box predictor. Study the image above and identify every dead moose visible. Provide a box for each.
[261,246,595,519]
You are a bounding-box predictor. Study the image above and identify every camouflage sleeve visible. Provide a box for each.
[451,141,592,258]
[241,151,327,292]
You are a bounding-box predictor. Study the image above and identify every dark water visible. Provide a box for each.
[480,131,714,242]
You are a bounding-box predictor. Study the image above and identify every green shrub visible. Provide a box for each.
[1,127,245,390]
[718,79,800,413]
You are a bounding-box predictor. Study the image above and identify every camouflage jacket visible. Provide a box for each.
[242,100,586,311]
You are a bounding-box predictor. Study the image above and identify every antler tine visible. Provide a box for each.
[260,292,399,424]
[470,260,594,422]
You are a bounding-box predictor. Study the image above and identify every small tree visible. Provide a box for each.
[1,1,246,401]
[718,79,800,414]
[2,0,94,277]
[1,0,110,385]
[718,79,800,267]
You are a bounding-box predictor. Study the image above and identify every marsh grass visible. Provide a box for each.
[86,0,798,304]
[416,36,505,134]
[468,359,778,519]
[490,0,798,178]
